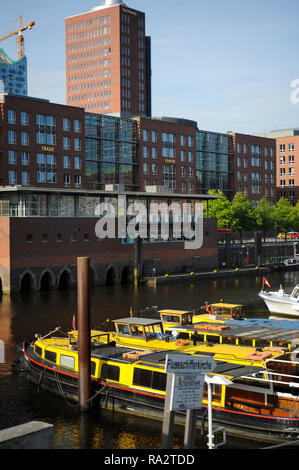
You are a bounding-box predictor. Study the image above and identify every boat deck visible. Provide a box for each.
[167,321,299,344]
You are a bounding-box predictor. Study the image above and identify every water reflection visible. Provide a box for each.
[0,270,298,449]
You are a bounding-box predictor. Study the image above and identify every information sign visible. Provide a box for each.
[169,373,205,411]
[165,354,216,374]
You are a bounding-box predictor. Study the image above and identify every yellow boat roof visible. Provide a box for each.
[159,309,191,315]
[211,303,243,308]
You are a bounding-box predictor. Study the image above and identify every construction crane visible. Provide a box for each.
[0,14,35,60]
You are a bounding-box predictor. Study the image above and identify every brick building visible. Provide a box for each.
[256,128,299,204]
[228,132,277,204]
[135,117,198,194]
[65,0,151,117]
[0,93,85,190]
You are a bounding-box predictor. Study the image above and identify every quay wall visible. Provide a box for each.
[0,217,218,293]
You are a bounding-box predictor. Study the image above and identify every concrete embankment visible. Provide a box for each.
[144,265,286,286]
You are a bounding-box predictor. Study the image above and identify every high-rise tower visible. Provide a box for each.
[65,0,151,117]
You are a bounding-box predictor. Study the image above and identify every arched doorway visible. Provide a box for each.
[40,271,53,291]
[58,270,72,290]
[105,266,116,286]
[20,273,34,293]
[121,266,130,285]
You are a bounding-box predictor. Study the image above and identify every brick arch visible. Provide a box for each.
[39,270,55,291]
[20,271,36,293]
[58,269,73,290]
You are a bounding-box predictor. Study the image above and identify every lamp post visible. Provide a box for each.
[205,375,233,449]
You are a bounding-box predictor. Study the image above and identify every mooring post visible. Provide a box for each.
[134,236,142,288]
[77,257,91,411]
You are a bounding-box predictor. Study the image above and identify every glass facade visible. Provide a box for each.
[85,113,138,190]
[196,130,233,199]
[0,49,27,95]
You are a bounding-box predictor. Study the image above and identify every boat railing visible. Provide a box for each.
[240,354,299,389]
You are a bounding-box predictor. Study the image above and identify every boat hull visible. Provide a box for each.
[259,291,299,318]
[22,342,299,444]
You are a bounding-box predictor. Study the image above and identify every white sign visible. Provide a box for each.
[169,373,205,411]
[165,354,216,374]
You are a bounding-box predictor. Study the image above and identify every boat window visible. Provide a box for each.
[206,335,220,344]
[133,368,152,388]
[222,336,234,345]
[162,315,180,323]
[34,345,42,356]
[238,337,253,347]
[178,332,189,340]
[144,325,156,340]
[60,354,75,369]
[232,307,242,318]
[255,339,270,348]
[91,360,97,377]
[133,368,167,391]
[101,363,120,382]
[152,371,167,391]
[272,341,290,349]
[44,350,57,363]
[212,307,230,317]
[292,288,299,299]
[116,324,130,335]
[130,324,144,337]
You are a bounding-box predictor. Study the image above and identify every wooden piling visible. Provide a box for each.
[77,257,91,411]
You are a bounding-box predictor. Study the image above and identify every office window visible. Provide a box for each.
[8,150,16,164]
[9,170,16,185]
[74,175,82,187]
[21,152,29,165]
[180,135,185,146]
[280,156,285,165]
[289,143,294,152]
[8,110,16,124]
[21,112,29,126]
[152,147,157,159]
[143,146,148,158]
[63,118,70,131]
[21,131,29,146]
[143,162,149,174]
[63,136,71,150]
[289,155,294,164]
[21,171,29,185]
[8,130,16,144]
[280,144,285,153]
[63,156,70,169]
[74,156,81,169]
[74,119,81,133]
[64,174,71,187]
[151,130,157,143]
[74,138,81,151]
[188,136,193,147]
[142,129,148,141]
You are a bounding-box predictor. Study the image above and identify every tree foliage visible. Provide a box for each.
[207,192,296,238]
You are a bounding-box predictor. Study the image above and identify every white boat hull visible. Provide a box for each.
[259,290,299,317]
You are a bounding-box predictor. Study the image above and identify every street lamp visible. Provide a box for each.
[205,375,233,449]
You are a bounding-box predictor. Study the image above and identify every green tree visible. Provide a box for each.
[204,190,233,228]
[230,192,255,242]
[273,198,294,238]
[254,197,275,241]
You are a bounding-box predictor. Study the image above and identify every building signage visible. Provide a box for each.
[169,373,205,411]
[41,146,55,153]
[165,159,175,164]
[165,354,216,374]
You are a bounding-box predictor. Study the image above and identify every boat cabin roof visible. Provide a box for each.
[159,309,192,315]
[210,303,243,309]
[113,317,162,326]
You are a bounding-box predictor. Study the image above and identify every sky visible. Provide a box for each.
[1,0,299,134]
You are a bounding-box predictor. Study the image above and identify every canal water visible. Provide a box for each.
[0,269,298,450]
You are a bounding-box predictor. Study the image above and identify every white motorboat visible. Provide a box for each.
[259,284,299,317]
